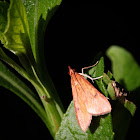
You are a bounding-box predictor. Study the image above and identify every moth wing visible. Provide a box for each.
[75,73,111,116]
[71,72,92,132]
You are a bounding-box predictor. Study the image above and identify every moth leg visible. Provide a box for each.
[78,73,103,83]
[92,75,103,80]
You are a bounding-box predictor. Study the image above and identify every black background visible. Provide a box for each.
[0,2,140,140]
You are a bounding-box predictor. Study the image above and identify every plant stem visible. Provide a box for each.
[30,79,62,138]
[0,48,64,137]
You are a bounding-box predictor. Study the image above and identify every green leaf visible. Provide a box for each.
[88,57,104,78]
[106,45,140,91]
[103,73,112,85]
[112,101,132,140]
[0,0,30,55]
[0,61,47,126]
[96,78,108,97]
[55,101,114,140]
[22,0,62,58]
[55,101,88,140]
[89,113,114,140]
[107,83,116,100]
[22,0,62,81]
[88,57,108,97]
[0,1,9,35]
[107,71,113,79]
[124,100,136,116]
[0,0,37,82]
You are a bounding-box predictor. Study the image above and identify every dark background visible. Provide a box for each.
[0,3,140,139]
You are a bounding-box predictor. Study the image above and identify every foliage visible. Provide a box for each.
[0,1,137,140]
[0,0,63,138]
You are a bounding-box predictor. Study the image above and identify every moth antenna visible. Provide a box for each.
[81,61,99,74]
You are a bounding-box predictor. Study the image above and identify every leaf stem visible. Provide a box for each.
[0,49,63,137]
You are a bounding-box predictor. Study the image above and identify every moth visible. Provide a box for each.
[68,66,111,132]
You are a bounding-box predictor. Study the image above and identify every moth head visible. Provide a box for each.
[68,66,75,76]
